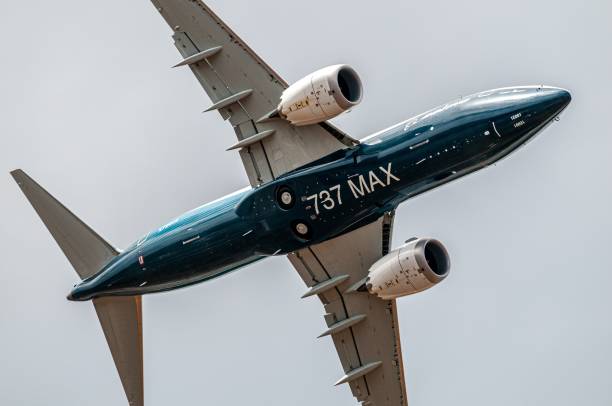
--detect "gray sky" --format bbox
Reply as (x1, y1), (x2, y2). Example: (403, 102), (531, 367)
(1, 0), (611, 405)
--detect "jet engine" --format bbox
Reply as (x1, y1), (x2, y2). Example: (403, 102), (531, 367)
(366, 238), (450, 300)
(278, 64), (362, 126)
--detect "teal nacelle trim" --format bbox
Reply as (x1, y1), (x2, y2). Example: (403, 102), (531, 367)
(68, 86), (571, 301)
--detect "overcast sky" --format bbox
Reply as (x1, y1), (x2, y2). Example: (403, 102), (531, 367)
(1, 0), (612, 405)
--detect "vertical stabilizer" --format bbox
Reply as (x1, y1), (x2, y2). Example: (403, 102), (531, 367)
(10, 169), (118, 279)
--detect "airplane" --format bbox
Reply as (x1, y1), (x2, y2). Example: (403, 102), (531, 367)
(10, 1), (571, 405)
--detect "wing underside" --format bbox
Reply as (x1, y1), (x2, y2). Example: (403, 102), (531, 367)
(288, 213), (408, 406)
(151, 0), (358, 186)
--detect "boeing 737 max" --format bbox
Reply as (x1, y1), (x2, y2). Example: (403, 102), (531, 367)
(11, 1), (571, 405)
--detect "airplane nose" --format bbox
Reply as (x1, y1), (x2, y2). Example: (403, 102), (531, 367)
(528, 87), (571, 126)
(554, 87), (572, 109)
(543, 86), (572, 114)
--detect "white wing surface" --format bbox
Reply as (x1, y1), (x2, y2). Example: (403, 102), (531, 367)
(288, 213), (409, 406)
(151, 0), (358, 186)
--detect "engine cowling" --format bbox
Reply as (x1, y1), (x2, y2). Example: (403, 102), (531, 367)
(278, 64), (362, 126)
(366, 238), (450, 300)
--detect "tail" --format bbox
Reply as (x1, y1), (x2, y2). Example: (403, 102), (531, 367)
(11, 169), (144, 406)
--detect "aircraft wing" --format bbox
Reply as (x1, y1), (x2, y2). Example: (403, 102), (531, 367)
(288, 212), (408, 406)
(151, 0), (358, 186)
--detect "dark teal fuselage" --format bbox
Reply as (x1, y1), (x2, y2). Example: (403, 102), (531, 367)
(68, 86), (571, 301)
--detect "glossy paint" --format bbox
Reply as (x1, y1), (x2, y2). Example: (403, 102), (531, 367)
(68, 86), (571, 301)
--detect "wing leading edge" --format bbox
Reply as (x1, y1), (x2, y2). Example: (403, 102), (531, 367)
(288, 212), (409, 406)
(151, 0), (358, 186)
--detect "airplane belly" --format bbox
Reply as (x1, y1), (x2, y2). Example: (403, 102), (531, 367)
(70, 210), (266, 299)
(128, 220), (264, 294)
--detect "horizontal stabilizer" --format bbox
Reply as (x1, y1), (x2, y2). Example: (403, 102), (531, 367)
(11, 169), (118, 279)
(94, 296), (144, 406)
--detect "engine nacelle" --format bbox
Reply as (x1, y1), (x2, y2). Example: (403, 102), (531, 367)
(278, 64), (362, 126)
(366, 238), (450, 300)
